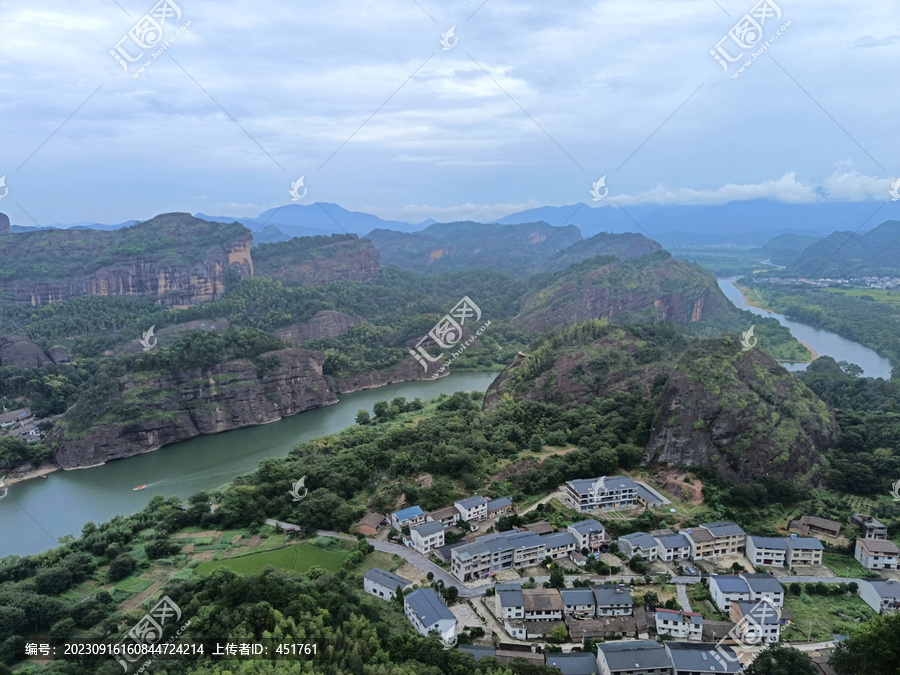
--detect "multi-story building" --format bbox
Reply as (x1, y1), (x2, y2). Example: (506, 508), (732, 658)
(486, 497), (513, 519)
(785, 535), (824, 566)
(363, 568), (411, 600)
(618, 532), (660, 562)
(403, 588), (457, 641)
(709, 573), (784, 612)
(567, 519), (607, 553)
(654, 609), (703, 641)
(450, 530), (544, 581)
(523, 588), (564, 623)
(746, 536), (788, 567)
(454, 496), (488, 522)
(654, 533), (691, 562)
(730, 600), (781, 644)
(428, 505), (460, 527)
(680, 522), (746, 559)
(664, 642), (741, 674)
(855, 539), (900, 570)
(565, 476), (639, 513)
(859, 579), (900, 615)
(495, 585), (525, 621)
(391, 506), (427, 531)
(410, 520), (445, 555)
(543, 532), (577, 560)
(593, 584), (633, 616)
(559, 588), (597, 618)
(852, 514), (888, 540)
(596, 641), (672, 675)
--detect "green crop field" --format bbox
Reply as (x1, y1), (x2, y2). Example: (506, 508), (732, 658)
(781, 590), (876, 641)
(822, 287), (900, 305)
(194, 544), (347, 577)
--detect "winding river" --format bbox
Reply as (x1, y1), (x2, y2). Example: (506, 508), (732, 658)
(0, 372), (498, 558)
(717, 278), (893, 378)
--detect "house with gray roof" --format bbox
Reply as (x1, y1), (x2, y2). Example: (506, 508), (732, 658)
(618, 532), (659, 562)
(450, 528), (577, 581)
(543, 531), (578, 559)
(746, 535), (788, 566)
(596, 640), (672, 675)
(859, 579), (900, 614)
(592, 584), (633, 616)
(855, 538), (900, 570)
(546, 652), (599, 675)
(560, 588), (597, 617)
(363, 568), (411, 600)
(785, 534), (824, 566)
(680, 522), (745, 559)
(654, 609), (702, 641)
(495, 585), (525, 620)
(710, 573), (784, 611)
(654, 533), (691, 562)
(410, 520), (445, 555)
(664, 641), (741, 674)
(459, 645), (496, 662)
(567, 519), (607, 553)
(487, 496), (513, 517)
(403, 588), (457, 641)
(455, 495), (488, 522)
(742, 573), (785, 606)
(730, 600), (781, 644)
(565, 476), (639, 513)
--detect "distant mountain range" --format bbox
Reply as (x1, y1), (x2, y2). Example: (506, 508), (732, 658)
(8, 199), (900, 245)
(782, 220), (900, 277)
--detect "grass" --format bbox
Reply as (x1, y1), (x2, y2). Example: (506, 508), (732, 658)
(354, 551), (402, 575)
(781, 590), (876, 641)
(114, 576), (155, 595)
(822, 287), (900, 305)
(823, 554), (879, 579)
(194, 543), (347, 577)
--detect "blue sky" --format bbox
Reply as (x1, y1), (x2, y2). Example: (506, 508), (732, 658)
(1, 0), (898, 225)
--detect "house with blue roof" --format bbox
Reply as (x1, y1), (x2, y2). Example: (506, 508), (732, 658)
(390, 505), (427, 531)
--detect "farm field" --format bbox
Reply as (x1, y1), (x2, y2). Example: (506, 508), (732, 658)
(195, 543), (348, 577)
(781, 589), (875, 641)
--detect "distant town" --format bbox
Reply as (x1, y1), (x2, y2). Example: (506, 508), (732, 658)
(754, 276), (900, 289)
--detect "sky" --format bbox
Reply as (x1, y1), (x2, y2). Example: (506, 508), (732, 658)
(0, 0), (898, 226)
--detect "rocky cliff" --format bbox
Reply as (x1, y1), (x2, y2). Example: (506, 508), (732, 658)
(0, 336), (70, 367)
(49, 348), (337, 468)
(484, 321), (837, 485)
(0, 213), (253, 307)
(276, 310), (362, 343)
(253, 236), (380, 285)
(512, 252), (730, 334)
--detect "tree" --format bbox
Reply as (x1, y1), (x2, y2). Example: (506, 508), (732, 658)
(549, 566), (566, 588)
(831, 612), (900, 675)
(848, 581), (858, 594)
(34, 566), (73, 595)
(548, 623), (569, 644)
(372, 401), (389, 419)
(642, 591), (660, 609)
(747, 644), (817, 675)
(529, 435), (543, 452)
(789, 582), (801, 596)
(107, 555), (136, 582)
(355, 409), (371, 425)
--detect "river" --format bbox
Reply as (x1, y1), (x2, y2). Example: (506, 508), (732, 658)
(717, 278), (893, 379)
(0, 372), (498, 558)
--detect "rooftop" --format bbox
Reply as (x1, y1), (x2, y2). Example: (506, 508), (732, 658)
(429, 505), (460, 520)
(356, 512), (385, 529)
(787, 536), (825, 550)
(411, 520), (444, 537)
(523, 588), (564, 613)
(742, 573), (784, 594)
(545, 652), (599, 675)
(619, 532), (659, 550)
(865, 579), (900, 598)
(858, 539), (900, 554)
(712, 576), (751, 593)
(598, 640), (670, 671)
(456, 495), (488, 509)
(393, 505), (425, 521)
(700, 521), (746, 537)
(749, 535), (788, 550)
(568, 519), (605, 535)
(364, 567), (411, 590)
(559, 588), (596, 606)
(592, 584), (633, 606)
(405, 588), (455, 626)
(496, 585), (525, 608)
(735, 600), (781, 624)
(655, 533), (690, 549)
(487, 496), (513, 511)
(666, 641), (741, 673)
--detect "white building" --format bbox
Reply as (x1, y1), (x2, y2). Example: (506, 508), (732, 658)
(593, 584), (633, 616)
(454, 495), (488, 522)
(390, 505), (427, 531)
(404, 588), (457, 641)
(855, 539), (900, 571)
(617, 532), (659, 562)
(363, 568), (411, 600)
(559, 588), (597, 618)
(654, 533), (691, 562)
(654, 608), (703, 641)
(495, 585), (525, 621)
(730, 600), (781, 644)
(746, 536), (788, 567)
(709, 573), (784, 612)
(567, 519), (607, 553)
(542, 531), (577, 560)
(565, 476), (639, 513)
(785, 535), (824, 566)
(410, 520), (445, 555)
(859, 579), (900, 615)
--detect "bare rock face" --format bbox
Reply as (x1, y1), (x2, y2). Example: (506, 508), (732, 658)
(0, 213), (9, 235)
(332, 356), (443, 393)
(49, 348), (338, 468)
(276, 310), (362, 344)
(48, 346), (72, 364)
(255, 239), (380, 286)
(0, 336), (52, 368)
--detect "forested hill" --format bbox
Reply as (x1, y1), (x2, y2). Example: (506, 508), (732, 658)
(783, 219), (900, 277)
(364, 221), (661, 276)
(485, 320), (837, 486)
(0, 213), (253, 307)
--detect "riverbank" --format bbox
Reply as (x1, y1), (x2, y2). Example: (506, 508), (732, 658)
(734, 281), (817, 363)
(2, 464), (59, 486)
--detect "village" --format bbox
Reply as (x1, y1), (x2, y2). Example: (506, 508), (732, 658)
(353, 474), (900, 674)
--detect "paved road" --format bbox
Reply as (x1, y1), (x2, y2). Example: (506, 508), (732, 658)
(671, 576), (703, 584)
(676, 584), (691, 612)
(775, 576), (859, 584)
(367, 539), (486, 597)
